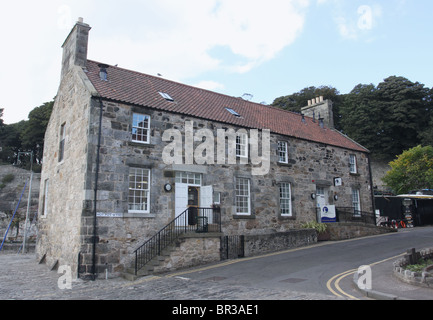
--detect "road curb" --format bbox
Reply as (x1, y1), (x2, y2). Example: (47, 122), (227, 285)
(352, 275), (412, 300)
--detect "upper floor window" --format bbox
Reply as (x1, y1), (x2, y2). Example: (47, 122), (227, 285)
(349, 154), (357, 174)
(278, 141), (288, 164)
(132, 113), (150, 144)
(236, 132), (248, 158)
(59, 123), (66, 162)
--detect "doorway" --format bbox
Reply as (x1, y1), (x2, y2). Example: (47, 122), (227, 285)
(188, 186), (200, 225)
(316, 187), (328, 221)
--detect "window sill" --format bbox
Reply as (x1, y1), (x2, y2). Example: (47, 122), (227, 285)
(129, 141), (154, 148)
(233, 214), (255, 219)
(125, 212), (156, 218)
(278, 215), (295, 220)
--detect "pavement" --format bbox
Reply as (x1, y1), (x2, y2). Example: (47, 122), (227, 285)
(0, 249), (432, 301)
(353, 256), (433, 300)
(0, 253), (341, 300)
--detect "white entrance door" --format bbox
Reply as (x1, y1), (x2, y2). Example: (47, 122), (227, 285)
(175, 183), (188, 225)
(200, 185), (213, 223)
(316, 187), (328, 222)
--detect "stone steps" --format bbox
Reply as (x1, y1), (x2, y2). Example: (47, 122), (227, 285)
(122, 244), (177, 281)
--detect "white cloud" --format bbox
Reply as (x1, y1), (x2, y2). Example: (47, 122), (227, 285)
(90, 0), (309, 78)
(193, 81), (225, 92)
(0, 0), (309, 123)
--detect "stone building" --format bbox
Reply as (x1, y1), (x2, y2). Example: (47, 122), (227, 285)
(37, 19), (374, 279)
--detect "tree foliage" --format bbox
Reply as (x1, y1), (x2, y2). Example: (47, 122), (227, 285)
(340, 76), (431, 160)
(383, 145), (433, 194)
(0, 101), (53, 167)
(272, 76), (433, 161)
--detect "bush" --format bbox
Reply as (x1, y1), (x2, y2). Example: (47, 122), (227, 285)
(301, 221), (328, 233)
(0, 173), (14, 189)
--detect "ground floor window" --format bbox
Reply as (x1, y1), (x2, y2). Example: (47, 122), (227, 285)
(175, 171), (202, 186)
(128, 168), (150, 213)
(352, 188), (361, 215)
(235, 178), (250, 215)
(279, 183), (292, 216)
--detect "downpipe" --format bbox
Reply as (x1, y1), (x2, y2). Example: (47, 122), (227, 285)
(91, 98), (103, 281)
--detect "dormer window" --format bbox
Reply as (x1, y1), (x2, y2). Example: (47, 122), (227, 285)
(225, 108), (241, 117)
(159, 92), (174, 102)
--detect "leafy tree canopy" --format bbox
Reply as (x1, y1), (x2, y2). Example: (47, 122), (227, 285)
(0, 101), (53, 167)
(272, 76), (433, 161)
(383, 145), (433, 194)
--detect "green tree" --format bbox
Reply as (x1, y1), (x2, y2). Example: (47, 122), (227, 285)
(0, 121), (26, 164)
(0, 108), (4, 127)
(0, 101), (53, 166)
(340, 76), (431, 160)
(383, 145), (433, 194)
(272, 86), (343, 130)
(21, 101), (53, 164)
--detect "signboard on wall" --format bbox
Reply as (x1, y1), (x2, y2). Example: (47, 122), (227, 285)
(320, 205), (336, 223)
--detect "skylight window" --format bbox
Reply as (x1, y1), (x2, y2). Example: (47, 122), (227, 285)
(225, 107), (241, 117)
(159, 92), (174, 102)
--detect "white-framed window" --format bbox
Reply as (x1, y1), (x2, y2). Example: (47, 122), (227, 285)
(236, 132), (248, 158)
(352, 188), (361, 215)
(349, 154), (357, 174)
(280, 183), (292, 216)
(213, 192), (221, 204)
(132, 113), (151, 144)
(235, 178), (250, 215)
(41, 179), (49, 217)
(128, 168), (150, 213)
(278, 141), (288, 164)
(59, 123), (66, 162)
(175, 172), (202, 186)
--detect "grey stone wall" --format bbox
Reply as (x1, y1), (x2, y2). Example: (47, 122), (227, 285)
(244, 229), (317, 257)
(36, 66), (94, 277)
(84, 99), (373, 277)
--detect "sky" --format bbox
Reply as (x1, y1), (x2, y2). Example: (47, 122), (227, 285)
(1, 0), (432, 124)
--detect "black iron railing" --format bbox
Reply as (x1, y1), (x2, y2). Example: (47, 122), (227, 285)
(133, 207), (220, 275)
(335, 207), (376, 225)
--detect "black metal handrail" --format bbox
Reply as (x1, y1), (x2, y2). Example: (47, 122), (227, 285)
(336, 207), (376, 225)
(133, 207), (220, 275)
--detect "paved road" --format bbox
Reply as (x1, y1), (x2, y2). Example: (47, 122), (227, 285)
(1, 227), (432, 303)
(181, 227), (433, 300)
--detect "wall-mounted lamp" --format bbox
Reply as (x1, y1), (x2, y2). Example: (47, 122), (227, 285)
(311, 193), (316, 200)
(334, 194), (338, 201)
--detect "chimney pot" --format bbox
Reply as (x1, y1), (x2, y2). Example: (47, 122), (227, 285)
(78, 17), (84, 23)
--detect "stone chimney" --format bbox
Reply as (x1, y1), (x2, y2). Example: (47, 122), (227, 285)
(61, 18), (91, 79)
(301, 96), (334, 129)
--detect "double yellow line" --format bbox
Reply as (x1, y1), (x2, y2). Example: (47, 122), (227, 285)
(326, 268), (359, 300)
(326, 253), (406, 300)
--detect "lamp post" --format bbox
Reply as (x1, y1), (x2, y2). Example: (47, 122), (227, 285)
(18, 151), (33, 254)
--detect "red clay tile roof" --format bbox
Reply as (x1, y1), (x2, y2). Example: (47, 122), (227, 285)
(85, 60), (368, 153)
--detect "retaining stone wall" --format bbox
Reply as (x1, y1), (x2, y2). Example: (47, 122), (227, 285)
(244, 229), (317, 257)
(393, 247), (433, 288)
(326, 222), (396, 241)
